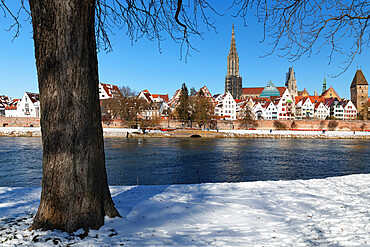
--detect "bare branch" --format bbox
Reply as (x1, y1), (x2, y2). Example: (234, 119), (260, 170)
(0, 0), (30, 41)
(95, 0), (220, 60)
(231, 0), (370, 75)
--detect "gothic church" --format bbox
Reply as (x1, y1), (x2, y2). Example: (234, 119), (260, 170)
(225, 25), (243, 99)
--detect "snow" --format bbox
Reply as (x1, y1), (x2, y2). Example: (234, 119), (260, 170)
(220, 129), (370, 138)
(1, 174), (369, 246)
(1, 127), (370, 138)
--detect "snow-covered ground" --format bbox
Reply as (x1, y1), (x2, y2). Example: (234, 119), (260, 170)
(220, 129), (370, 138)
(1, 127), (370, 139)
(1, 174), (369, 246)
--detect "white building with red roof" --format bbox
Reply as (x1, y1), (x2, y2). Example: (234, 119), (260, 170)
(168, 89), (182, 108)
(342, 100), (357, 120)
(295, 97), (314, 119)
(214, 92), (237, 120)
(0, 95), (12, 116)
(5, 92), (40, 118)
(137, 89), (170, 119)
(252, 102), (265, 120)
(138, 89), (154, 102)
(276, 89), (295, 120)
(314, 102), (330, 120)
(263, 101), (278, 120)
(152, 94), (169, 103)
(99, 82), (121, 100)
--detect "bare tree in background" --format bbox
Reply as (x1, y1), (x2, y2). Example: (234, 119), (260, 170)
(120, 85), (137, 98)
(239, 101), (258, 129)
(191, 90), (215, 128)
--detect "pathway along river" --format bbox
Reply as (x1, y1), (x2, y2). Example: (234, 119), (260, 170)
(0, 137), (369, 187)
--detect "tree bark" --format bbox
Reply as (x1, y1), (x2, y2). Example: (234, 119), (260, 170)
(28, 0), (120, 232)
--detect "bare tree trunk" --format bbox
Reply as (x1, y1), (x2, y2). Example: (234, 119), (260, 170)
(28, 0), (120, 232)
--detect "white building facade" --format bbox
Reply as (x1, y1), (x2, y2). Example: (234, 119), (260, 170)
(214, 92), (237, 120)
(277, 89), (295, 120)
(5, 92), (40, 118)
(314, 102), (330, 120)
(296, 98), (314, 119)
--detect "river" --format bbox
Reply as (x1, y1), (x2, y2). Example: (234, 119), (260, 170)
(0, 137), (369, 186)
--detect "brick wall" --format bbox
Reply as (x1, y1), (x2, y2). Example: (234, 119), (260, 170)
(2, 117), (369, 131)
(0, 117), (40, 127)
(157, 119), (370, 131)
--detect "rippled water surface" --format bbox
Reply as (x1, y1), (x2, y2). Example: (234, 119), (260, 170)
(0, 137), (369, 186)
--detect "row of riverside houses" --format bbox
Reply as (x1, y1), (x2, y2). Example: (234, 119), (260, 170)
(0, 83), (119, 118)
(1, 92), (40, 118)
(133, 71), (366, 121)
(2, 71), (368, 122)
(2, 26), (368, 121)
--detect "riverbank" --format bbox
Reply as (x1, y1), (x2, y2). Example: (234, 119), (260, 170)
(0, 174), (369, 246)
(1, 127), (370, 139)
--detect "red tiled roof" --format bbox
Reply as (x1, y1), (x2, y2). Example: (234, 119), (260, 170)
(100, 83), (121, 98)
(152, 94), (169, 102)
(242, 86), (286, 97)
(314, 102), (323, 109)
(276, 87), (286, 95)
(26, 92), (39, 103)
(5, 105), (17, 110)
(242, 87), (264, 95)
(142, 92), (152, 102)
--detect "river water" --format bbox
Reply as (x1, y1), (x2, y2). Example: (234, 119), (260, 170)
(0, 137), (369, 186)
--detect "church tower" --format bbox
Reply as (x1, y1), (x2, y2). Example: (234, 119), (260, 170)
(285, 67), (298, 99)
(350, 69), (368, 116)
(225, 25), (242, 99)
(322, 76), (327, 94)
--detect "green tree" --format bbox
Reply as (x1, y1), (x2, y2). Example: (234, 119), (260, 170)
(176, 83), (190, 122)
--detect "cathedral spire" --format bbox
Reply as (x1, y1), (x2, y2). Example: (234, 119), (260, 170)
(285, 67), (298, 99)
(227, 24), (239, 76)
(225, 25), (242, 99)
(322, 75), (327, 94)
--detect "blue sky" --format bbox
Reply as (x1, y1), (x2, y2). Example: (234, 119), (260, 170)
(0, 2), (369, 100)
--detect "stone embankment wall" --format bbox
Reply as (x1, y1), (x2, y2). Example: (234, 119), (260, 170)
(0, 117), (40, 127)
(2, 117), (369, 131)
(156, 119), (370, 131)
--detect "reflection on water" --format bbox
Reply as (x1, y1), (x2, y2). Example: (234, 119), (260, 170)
(0, 137), (369, 186)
